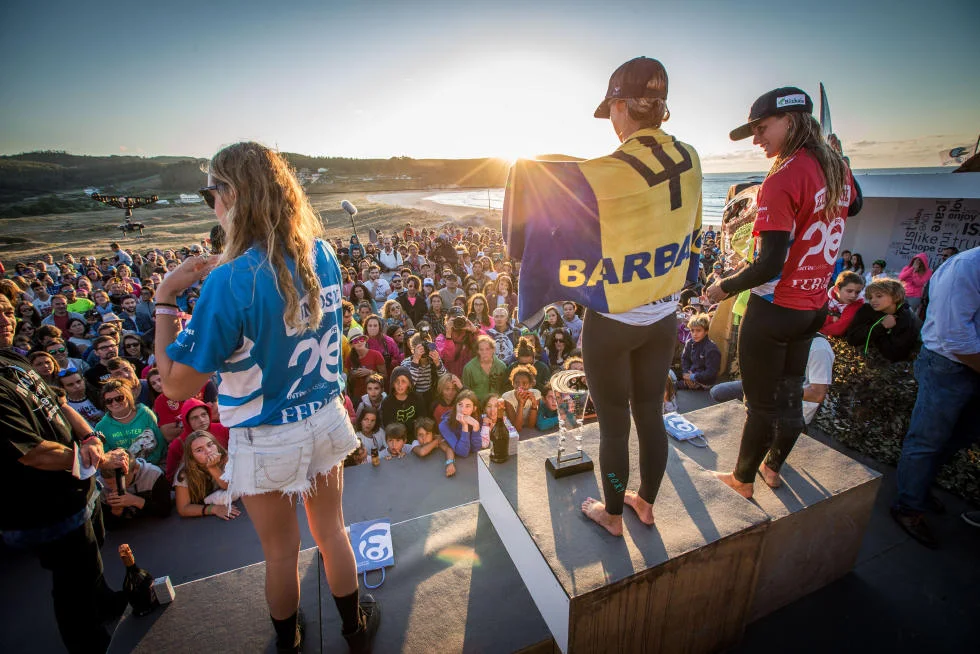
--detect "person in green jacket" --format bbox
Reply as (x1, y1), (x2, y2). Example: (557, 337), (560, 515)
(462, 335), (508, 406)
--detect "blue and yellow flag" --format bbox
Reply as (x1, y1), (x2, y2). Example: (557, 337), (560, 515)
(503, 128), (702, 322)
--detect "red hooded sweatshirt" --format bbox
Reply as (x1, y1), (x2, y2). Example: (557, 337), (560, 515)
(165, 398), (229, 484)
(820, 287), (865, 337)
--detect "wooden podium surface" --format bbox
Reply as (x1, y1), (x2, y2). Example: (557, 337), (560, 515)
(479, 429), (771, 653)
(673, 401), (882, 620)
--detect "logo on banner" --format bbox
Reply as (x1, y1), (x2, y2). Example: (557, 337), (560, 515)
(348, 519), (394, 573)
(664, 412), (702, 440)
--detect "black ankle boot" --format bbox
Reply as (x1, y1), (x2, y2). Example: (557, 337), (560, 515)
(271, 609), (304, 654)
(343, 594), (381, 654)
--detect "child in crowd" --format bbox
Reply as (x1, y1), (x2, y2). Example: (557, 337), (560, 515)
(99, 450), (172, 525)
(410, 417), (458, 477)
(664, 370), (678, 414)
(821, 271), (865, 337)
(846, 278), (920, 362)
(536, 383), (560, 431)
(355, 374), (386, 418)
(174, 431), (239, 520)
(430, 373), (462, 425)
(481, 393), (519, 448)
(382, 299), (414, 331)
(403, 333), (447, 403)
(898, 253), (932, 312)
(384, 423), (411, 459)
(561, 356), (596, 421)
(165, 398), (230, 483)
(379, 366), (427, 435)
(356, 408), (387, 459)
(439, 389), (483, 457)
(502, 365), (541, 433)
(680, 313), (721, 389)
(345, 326), (387, 400)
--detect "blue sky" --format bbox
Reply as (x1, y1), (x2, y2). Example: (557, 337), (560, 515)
(1, 0), (977, 171)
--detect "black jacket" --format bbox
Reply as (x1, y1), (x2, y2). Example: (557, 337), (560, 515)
(845, 303), (920, 362)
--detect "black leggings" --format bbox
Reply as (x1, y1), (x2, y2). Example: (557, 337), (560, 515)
(582, 309), (676, 515)
(734, 294), (827, 483)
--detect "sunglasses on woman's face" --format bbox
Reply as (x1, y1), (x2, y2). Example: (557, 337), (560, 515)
(198, 182), (226, 209)
(104, 395), (126, 406)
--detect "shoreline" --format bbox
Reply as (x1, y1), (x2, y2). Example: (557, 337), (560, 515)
(366, 190), (498, 220)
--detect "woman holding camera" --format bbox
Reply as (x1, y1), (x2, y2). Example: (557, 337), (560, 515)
(435, 308), (478, 378)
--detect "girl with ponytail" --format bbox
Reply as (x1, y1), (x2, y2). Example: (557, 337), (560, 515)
(706, 88), (862, 500)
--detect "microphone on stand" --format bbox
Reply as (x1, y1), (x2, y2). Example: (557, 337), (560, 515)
(341, 200), (359, 240)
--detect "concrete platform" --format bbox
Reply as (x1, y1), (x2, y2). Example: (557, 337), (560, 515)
(109, 503), (551, 653)
(672, 402), (883, 621)
(478, 429), (771, 653)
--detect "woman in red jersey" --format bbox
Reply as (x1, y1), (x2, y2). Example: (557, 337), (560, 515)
(706, 87), (862, 499)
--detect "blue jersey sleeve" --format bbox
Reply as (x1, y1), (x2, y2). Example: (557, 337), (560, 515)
(166, 265), (244, 374)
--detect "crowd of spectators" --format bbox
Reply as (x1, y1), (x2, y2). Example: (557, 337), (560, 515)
(0, 225), (964, 528)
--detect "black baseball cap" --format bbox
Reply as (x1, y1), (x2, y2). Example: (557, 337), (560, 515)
(729, 87), (813, 141)
(594, 57), (668, 119)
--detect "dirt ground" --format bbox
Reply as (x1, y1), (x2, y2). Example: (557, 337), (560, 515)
(0, 192), (500, 264)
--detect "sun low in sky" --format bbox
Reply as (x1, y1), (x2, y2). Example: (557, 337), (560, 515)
(0, 0), (977, 172)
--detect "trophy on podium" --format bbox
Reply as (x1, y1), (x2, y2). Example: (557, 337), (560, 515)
(545, 370), (595, 478)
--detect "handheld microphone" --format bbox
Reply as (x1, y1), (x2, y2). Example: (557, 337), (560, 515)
(115, 468), (127, 496)
(341, 200), (357, 217)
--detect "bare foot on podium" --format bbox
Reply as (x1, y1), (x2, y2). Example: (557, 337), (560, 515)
(714, 472), (754, 499)
(758, 463), (781, 488)
(581, 497), (623, 536)
(624, 491), (655, 525)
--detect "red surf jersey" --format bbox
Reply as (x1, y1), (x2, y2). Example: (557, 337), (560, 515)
(752, 150), (856, 311)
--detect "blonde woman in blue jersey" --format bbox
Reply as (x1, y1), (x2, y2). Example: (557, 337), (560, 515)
(580, 58), (703, 536)
(153, 142), (379, 653)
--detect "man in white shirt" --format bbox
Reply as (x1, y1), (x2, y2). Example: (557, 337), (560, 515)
(364, 265), (391, 305)
(709, 334), (834, 427)
(377, 238), (403, 277)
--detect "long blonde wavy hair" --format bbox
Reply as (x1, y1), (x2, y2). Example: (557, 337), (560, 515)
(178, 430), (228, 504)
(769, 114), (849, 219)
(208, 142), (325, 331)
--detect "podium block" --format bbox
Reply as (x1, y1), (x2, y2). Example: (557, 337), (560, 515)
(479, 430), (770, 654)
(672, 401), (882, 621)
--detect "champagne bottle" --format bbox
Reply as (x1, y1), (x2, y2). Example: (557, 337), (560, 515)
(490, 413), (510, 464)
(371, 447), (380, 466)
(119, 544), (158, 617)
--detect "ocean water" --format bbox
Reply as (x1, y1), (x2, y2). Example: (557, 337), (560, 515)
(423, 167), (948, 228)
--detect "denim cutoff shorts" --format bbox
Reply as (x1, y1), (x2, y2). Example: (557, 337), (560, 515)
(223, 396), (358, 500)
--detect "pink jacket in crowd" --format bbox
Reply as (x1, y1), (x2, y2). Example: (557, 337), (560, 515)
(898, 253), (932, 299)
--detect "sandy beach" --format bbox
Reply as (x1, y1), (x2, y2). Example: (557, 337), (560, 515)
(367, 190), (497, 221)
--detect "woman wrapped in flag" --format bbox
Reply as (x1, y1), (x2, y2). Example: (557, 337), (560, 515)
(503, 57), (703, 535)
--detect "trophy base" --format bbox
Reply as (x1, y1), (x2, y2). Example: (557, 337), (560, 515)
(545, 452), (594, 478)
